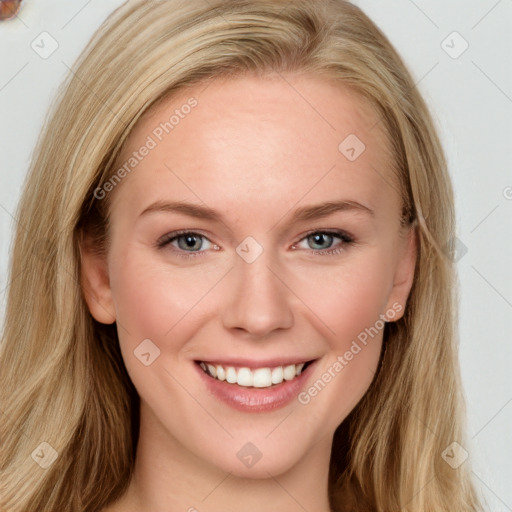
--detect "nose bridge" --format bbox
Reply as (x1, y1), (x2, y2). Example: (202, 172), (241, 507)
(221, 241), (294, 336)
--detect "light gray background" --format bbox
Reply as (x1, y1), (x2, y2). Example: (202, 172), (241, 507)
(0, 1), (510, 510)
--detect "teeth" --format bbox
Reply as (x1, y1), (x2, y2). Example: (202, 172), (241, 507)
(237, 367), (253, 387)
(283, 364), (296, 381)
(216, 365), (226, 381)
(200, 361), (308, 388)
(271, 366), (283, 384)
(226, 367), (237, 384)
(207, 364), (217, 378)
(253, 368), (271, 388)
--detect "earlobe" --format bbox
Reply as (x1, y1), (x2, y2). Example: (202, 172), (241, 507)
(384, 225), (418, 322)
(79, 232), (116, 324)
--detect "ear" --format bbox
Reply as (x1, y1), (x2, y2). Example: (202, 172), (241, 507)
(78, 231), (116, 324)
(384, 225), (417, 322)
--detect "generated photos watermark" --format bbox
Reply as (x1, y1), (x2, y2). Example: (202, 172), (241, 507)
(297, 301), (402, 405)
(94, 97), (198, 200)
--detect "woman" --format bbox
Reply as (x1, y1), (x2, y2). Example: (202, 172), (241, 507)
(0, 0), (483, 510)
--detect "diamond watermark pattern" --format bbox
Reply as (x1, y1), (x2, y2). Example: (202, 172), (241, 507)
(338, 134), (366, 161)
(31, 32), (59, 59)
(441, 31), (469, 59)
(134, 338), (161, 366)
(441, 442), (468, 469)
(451, 237), (468, 263)
(236, 236), (263, 264)
(237, 442), (263, 468)
(443, 236), (468, 263)
(31, 442), (58, 469)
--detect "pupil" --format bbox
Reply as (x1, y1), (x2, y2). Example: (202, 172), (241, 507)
(181, 235), (201, 250)
(311, 233), (332, 249)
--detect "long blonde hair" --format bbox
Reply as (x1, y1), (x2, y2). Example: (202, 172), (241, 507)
(0, 1), (482, 510)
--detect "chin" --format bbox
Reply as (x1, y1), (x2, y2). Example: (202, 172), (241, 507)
(208, 443), (306, 479)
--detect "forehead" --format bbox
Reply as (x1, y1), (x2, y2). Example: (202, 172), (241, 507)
(109, 73), (400, 222)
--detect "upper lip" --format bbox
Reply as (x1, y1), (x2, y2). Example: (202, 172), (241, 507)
(195, 357), (317, 369)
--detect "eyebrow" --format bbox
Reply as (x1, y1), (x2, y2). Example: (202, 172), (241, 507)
(139, 199), (374, 225)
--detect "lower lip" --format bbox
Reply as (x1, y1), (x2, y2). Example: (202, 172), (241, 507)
(194, 361), (317, 413)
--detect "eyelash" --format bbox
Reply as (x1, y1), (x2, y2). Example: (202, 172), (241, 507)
(156, 229), (355, 259)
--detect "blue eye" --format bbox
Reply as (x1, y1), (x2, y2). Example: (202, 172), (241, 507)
(293, 230), (354, 256)
(157, 231), (214, 258)
(156, 229), (354, 258)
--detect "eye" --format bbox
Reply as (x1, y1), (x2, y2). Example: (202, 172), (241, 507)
(156, 230), (217, 258)
(156, 229), (354, 259)
(292, 230), (354, 256)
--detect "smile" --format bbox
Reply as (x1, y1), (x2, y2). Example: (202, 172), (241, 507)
(198, 361), (313, 388)
(194, 357), (319, 412)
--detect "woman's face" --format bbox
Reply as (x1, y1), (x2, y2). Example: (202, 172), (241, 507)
(82, 73), (416, 478)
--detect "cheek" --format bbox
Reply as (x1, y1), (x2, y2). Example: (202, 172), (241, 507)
(292, 251), (393, 345)
(107, 252), (227, 414)
(290, 252), (391, 420)
(108, 248), (227, 348)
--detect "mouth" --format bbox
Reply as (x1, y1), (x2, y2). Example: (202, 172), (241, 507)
(193, 357), (320, 413)
(195, 359), (316, 388)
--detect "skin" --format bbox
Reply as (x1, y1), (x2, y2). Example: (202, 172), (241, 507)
(81, 73), (417, 512)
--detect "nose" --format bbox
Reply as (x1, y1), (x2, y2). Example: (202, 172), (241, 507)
(221, 250), (295, 338)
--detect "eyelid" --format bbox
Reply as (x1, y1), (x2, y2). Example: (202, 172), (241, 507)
(294, 228), (354, 245)
(291, 229), (354, 255)
(157, 228), (355, 258)
(156, 230), (216, 251)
